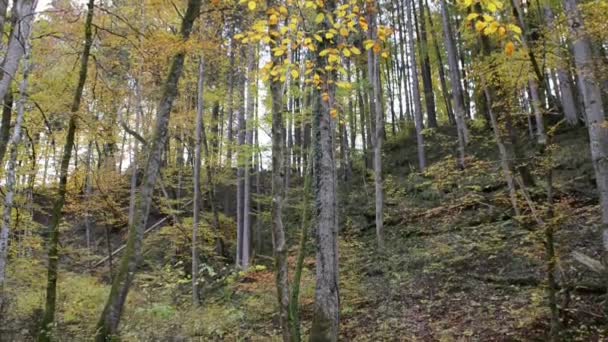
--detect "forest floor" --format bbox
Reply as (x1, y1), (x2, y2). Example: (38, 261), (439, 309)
(3, 124), (608, 341)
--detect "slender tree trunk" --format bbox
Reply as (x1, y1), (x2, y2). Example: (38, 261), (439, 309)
(414, 0), (437, 128)
(441, 0), (468, 169)
(563, 0), (608, 297)
(367, 3), (384, 250)
(267, 4), (293, 341)
(94, 1), (202, 339)
(37, 0), (91, 339)
(0, 39), (30, 302)
(242, 46), (255, 269)
(406, 0), (427, 171)
(0, 90), (13, 166)
(0, 0), (37, 108)
(425, 0), (454, 125)
(192, 58), (205, 305)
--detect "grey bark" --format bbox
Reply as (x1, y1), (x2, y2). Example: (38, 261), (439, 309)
(310, 1), (340, 339)
(563, 0), (608, 288)
(0, 0), (37, 109)
(242, 46), (255, 269)
(0, 38), (30, 297)
(367, 5), (384, 249)
(192, 58), (205, 305)
(267, 3), (293, 340)
(441, 0), (469, 169)
(406, 0), (427, 171)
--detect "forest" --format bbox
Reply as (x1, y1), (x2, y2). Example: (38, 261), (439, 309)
(0, 0), (607, 340)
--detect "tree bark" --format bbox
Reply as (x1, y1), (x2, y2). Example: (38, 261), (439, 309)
(192, 58), (205, 305)
(367, 3), (384, 250)
(0, 38), (30, 302)
(414, 0), (437, 128)
(267, 3), (293, 341)
(406, 0), (427, 171)
(0, 90), (13, 166)
(94, 0), (202, 339)
(563, 0), (608, 298)
(310, 3), (340, 340)
(440, 0), (469, 169)
(0, 0), (37, 109)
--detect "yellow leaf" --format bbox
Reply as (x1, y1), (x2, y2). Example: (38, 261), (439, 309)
(336, 81), (352, 90)
(291, 69), (299, 78)
(484, 21), (499, 35)
(319, 49), (330, 57)
(475, 21), (487, 32)
(274, 48), (285, 56)
(279, 6), (288, 15)
(466, 13), (479, 21)
(381, 51), (389, 58)
(315, 13), (325, 24)
(330, 108), (338, 118)
(322, 92), (330, 102)
(325, 32), (335, 39)
(340, 27), (349, 37)
(364, 39), (375, 50)
(314, 34), (323, 42)
(505, 41), (515, 56)
(507, 24), (522, 35)
(343, 48), (351, 57)
(350, 47), (361, 55)
(373, 43), (381, 54)
(498, 26), (506, 37)
(248, 1), (256, 11)
(269, 14), (279, 25)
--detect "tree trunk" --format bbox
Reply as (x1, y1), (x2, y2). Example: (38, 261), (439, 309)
(37, 0), (91, 339)
(0, 0), (37, 109)
(563, 0), (608, 297)
(192, 58), (205, 305)
(267, 3), (293, 341)
(0, 90), (13, 166)
(0, 38), (30, 302)
(310, 2), (340, 340)
(440, 0), (469, 169)
(94, 0), (201, 339)
(242, 46), (255, 269)
(406, 0), (427, 171)
(414, 0), (437, 128)
(425, 0), (454, 125)
(367, 4), (384, 250)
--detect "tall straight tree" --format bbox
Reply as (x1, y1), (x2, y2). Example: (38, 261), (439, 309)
(406, 0), (427, 171)
(563, 0), (608, 287)
(94, 0), (202, 339)
(440, 0), (469, 168)
(414, 0), (437, 127)
(267, 1), (294, 341)
(192, 57), (205, 305)
(38, 0), (92, 339)
(0, 37), (31, 303)
(310, 0), (340, 340)
(366, 2), (384, 249)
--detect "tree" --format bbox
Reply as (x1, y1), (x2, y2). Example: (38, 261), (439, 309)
(94, 0), (202, 338)
(0, 36), (31, 305)
(563, 0), (608, 293)
(440, 0), (469, 169)
(38, 0), (95, 339)
(406, 0), (427, 172)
